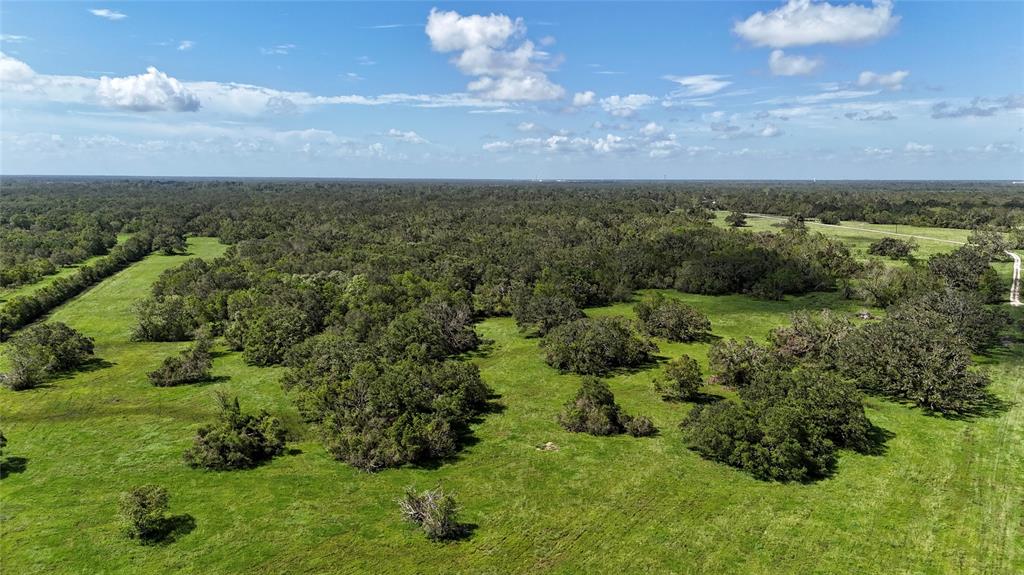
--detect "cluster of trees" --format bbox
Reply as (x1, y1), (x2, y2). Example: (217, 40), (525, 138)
(682, 369), (871, 482)
(183, 393), (286, 471)
(852, 239), (1006, 307)
(1, 234), (156, 339)
(708, 182), (1024, 230)
(634, 292), (711, 342)
(684, 277), (1006, 481)
(558, 377), (656, 437)
(541, 316), (656, 375)
(0, 212), (117, 288)
(1, 322), (94, 390)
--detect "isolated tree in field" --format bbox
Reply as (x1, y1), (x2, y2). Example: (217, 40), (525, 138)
(634, 292), (711, 342)
(183, 392), (286, 470)
(399, 486), (463, 541)
(148, 331), (214, 387)
(818, 212), (841, 225)
(132, 295), (200, 342)
(1, 322), (94, 390)
(655, 355), (703, 401)
(558, 377), (626, 435)
(541, 316), (656, 375)
(621, 414), (657, 437)
(725, 211), (747, 227)
(119, 484), (170, 542)
(867, 237), (917, 259)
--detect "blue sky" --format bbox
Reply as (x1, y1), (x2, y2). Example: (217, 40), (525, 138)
(1, 1), (1022, 179)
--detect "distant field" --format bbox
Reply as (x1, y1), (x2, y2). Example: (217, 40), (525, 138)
(2, 235), (1021, 574)
(0, 234), (131, 305)
(712, 211), (1019, 301)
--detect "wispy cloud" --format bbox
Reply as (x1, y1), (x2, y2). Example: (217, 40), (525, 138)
(0, 34), (31, 43)
(663, 74), (732, 97)
(260, 44), (296, 56)
(177, 40), (195, 52)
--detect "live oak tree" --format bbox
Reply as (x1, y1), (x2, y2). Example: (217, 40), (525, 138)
(541, 316), (656, 375)
(634, 292), (711, 342)
(655, 355), (703, 401)
(1, 322), (94, 390)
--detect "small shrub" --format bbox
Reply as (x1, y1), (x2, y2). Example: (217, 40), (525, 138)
(725, 211), (747, 227)
(118, 485), (170, 541)
(622, 414), (657, 437)
(398, 486), (463, 541)
(183, 393), (286, 470)
(148, 332), (213, 387)
(557, 377), (625, 435)
(655, 355), (702, 401)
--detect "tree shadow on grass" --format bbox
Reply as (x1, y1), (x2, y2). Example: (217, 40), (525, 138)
(141, 515), (196, 545)
(444, 522), (478, 542)
(0, 456), (28, 479)
(857, 423), (894, 457)
(49, 358), (115, 383)
(932, 391), (1015, 422)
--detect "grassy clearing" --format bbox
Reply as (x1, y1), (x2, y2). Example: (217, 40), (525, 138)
(0, 234), (130, 305)
(713, 211), (1019, 300)
(1, 235), (1022, 574)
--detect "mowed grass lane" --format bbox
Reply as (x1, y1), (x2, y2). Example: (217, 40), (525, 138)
(1, 238), (1022, 573)
(0, 234), (131, 305)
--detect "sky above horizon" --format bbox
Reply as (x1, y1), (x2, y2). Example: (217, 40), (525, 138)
(1, 1), (1022, 179)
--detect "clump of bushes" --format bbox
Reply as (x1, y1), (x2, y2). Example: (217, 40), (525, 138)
(707, 337), (777, 389)
(682, 370), (871, 482)
(183, 393), (286, 470)
(398, 486), (464, 541)
(541, 316), (656, 375)
(148, 332), (213, 387)
(118, 484), (171, 542)
(621, 414), (657, 437)
(634, 292), (711, 342)
(558, 377), (656, 437)
(654, 355), (703, 401)
(1, 322), (94, 390)
(867, 237), (916, 259)
(292, 358), (492, 472)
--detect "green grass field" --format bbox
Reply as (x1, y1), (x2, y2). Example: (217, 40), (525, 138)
(1, 234), (1022, 574)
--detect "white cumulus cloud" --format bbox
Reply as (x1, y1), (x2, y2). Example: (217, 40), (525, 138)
(857, 70), (909, 90)
(734, 0), (899, 48)
(96, 67), (200, 112)
(386, 128), (428, 144)
(572, 90), (596, 107)
(89, 8), (127, 21)
(769, 50), (822, 76)
(600, 94), (656, 117)
(425, 8), (564, 101)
